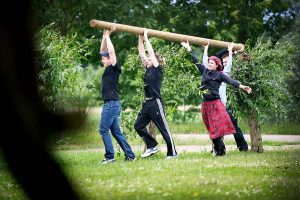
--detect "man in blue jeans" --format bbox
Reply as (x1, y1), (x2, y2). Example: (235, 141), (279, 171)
(98, 27), (135, 164)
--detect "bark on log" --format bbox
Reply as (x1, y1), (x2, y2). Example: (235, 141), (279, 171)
(90, 19), (245, 51)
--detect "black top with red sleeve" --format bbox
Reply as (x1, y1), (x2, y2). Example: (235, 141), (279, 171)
(191, 52), (240, 102)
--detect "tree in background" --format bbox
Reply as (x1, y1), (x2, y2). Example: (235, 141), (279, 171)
(228, 37), (295, 152)
(32, 0), (298, 64)
(287, 3), (300, 121)
(35, 23), (97, 112)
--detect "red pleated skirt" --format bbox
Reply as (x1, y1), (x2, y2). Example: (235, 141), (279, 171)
(201, 99), (235, 139)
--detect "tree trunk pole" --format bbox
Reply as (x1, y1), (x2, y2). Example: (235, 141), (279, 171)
(248, 111), (264, 153)
(144, 121), (157, 152)
(90, 20), (245, 51)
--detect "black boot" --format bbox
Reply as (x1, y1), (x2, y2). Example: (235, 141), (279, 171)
(212, 137), (226, 156)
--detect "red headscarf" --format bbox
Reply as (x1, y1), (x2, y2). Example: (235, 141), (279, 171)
(208, 56), (223, 71)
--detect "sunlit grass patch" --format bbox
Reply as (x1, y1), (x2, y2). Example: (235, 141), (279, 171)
(1, 149), (299, 199)
(54, 149), (300, 200)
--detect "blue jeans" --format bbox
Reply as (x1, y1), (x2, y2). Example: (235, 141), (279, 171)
(99, 100), (135, 159)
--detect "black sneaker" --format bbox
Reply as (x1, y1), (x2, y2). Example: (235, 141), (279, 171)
(101, 158), (116, 164)
(124, 157), (136, 162)
(211, 148), (217, 156)
(239, 148), (248, 152)
(213, 149), (226, 156)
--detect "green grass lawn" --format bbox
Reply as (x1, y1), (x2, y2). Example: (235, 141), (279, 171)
(1, 149), (300, 200)
(3, 114), (298, 199)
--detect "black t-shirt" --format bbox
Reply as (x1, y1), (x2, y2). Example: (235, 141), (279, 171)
(144, 65), (163, 99)
(101, 63), (121, 101)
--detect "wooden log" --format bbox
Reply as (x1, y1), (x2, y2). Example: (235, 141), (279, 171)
(90, 19), (245, 51)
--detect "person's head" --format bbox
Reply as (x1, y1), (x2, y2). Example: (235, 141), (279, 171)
(208, 56), (223, 71)
(145, 56), (153, 67)
(221, 53), (229, 68)
(99, 51), (111, 67)
(146, 53), (165, 67)
(155, 54), (165, 66)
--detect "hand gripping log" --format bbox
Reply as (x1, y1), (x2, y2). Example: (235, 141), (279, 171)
(90, 19), (245, 51)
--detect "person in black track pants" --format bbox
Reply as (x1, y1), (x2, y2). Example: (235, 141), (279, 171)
(134, 29), (177, 159)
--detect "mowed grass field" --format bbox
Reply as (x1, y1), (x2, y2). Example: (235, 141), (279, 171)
(0, 114), (299, 199)
(1, 149), (300, 200)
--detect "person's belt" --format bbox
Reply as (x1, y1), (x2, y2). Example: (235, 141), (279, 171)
(104, 99), (117, 103)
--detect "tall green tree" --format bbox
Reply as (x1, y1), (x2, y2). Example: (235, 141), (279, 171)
(287, 3), (300, 121)
(35, 23), (97, 112)
(228, 37), (295, 152)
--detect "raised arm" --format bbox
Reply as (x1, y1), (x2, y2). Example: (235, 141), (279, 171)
(181, 40), (205, 74)
(105, 26), (117, 66)
(144, 29), (159, 67)
(223, 42), (233, 75)
(202, 42), (209, 68)
(100, 30), (108, 52)
(181, 41), (198, 63)
(138, 35), (147, 67)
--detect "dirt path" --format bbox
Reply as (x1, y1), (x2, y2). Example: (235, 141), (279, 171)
(58, 134), (300, 154)
(171, 134), (300, 142)
(150, 144), (300, 153)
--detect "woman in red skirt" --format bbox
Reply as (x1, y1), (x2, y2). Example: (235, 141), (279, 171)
(181, 41), (252, 156)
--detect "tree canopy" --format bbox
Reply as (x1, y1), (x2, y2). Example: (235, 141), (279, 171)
(32, 0), (298, 64)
